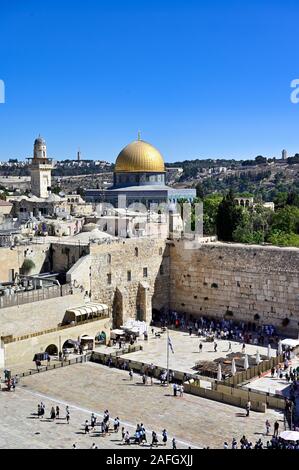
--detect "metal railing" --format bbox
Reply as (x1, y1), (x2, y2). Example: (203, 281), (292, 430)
(1, 313), (110, 344)
(1, 354), (91, 383)
(0, 284), (73, 309)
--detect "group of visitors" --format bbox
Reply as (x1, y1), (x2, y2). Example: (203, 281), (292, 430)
(224, 431), (299, 449)
(36, 402), (70, 423)
(1, 370), (19, 391)
(73, 411), (178, 449)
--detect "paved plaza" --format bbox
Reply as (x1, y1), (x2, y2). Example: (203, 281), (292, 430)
(115, 328), (277, 375)
(0, 361), (284, 449)
(243, 358), (299, 396)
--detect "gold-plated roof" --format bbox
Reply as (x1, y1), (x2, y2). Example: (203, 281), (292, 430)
(115, 139), (165, 173)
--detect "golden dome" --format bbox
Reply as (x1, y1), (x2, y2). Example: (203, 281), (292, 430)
(115, 139), (165, 173)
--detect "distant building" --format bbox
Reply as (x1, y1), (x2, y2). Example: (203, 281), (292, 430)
(282, 149), (287, 160)
(85, 136), (196, 208)
(28, 136), (53, 198)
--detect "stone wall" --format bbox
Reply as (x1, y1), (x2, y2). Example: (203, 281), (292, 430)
(3, 317), (111, 370)
(169, 241), (299, 334)
(51, 242), (90, 273)
(0, 243), (50, 282)
(90, 238), (170, 326)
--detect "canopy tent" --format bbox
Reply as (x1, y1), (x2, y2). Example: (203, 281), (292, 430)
(80, 335), (94, 341)
(63, 303), (108, 324)
(121, 320), (147, 336)
(278, 340), (283, 355)
(267, 344), (272, 359)
(280, 431), (299, 441)
(256, 350), (261, 365)
(64, 339), (80, 347)
(281, 339), (299, 348)
(110, 329), (126, 338)
(217, 363), (222, 381)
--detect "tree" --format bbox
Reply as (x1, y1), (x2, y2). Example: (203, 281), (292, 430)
(195, 182), (205, 199)
(203, 194), (223, 235)
(52, 186), (61, 195)
(270, 206), (299, 234)
(267, 231), (299, 248)
(216, 190), (244, 241)
(255, 155), (267, 165)
(286, 191), (299, 208)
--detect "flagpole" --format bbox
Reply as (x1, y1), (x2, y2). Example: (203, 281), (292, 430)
(167, 327), (170, 386)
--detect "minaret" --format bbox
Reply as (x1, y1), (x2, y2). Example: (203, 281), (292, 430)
(29, 136), (53, 198)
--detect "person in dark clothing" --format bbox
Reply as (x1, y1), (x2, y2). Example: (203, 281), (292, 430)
(273, 421), (279, 438)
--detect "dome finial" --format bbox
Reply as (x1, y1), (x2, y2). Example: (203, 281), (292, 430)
(138, 130), (141, 141)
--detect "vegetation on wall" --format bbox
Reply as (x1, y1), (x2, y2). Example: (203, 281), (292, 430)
(21, 259), (36, 274)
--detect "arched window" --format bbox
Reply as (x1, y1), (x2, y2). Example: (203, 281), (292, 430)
(107, 254), (111, 264)
(135, 247), (139, 257)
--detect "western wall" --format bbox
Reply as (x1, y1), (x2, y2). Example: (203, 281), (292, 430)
(169, 240), (299, 335)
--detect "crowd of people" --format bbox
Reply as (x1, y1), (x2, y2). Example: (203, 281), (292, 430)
(32, 402), (179, 449)
(156, 311), (283, 349)
(0, 370), (19, 391)
(224, 433), (299, 450)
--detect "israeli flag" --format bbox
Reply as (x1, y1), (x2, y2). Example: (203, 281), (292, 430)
(168, 336), (175, 354)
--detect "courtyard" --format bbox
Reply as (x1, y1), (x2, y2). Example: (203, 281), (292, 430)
(97, 328), (277, 376)
(0, 361), (283, 449)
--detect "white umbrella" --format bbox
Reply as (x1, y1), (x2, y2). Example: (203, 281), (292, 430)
(244, 354), (249, 370)
(267, 344), (271, 359)
(256, 350), (261, 365)
(278, 340), (283, 356)
(280, 431), (299, 442)
(217, 363), (222, 381)
(231, 358), (236, 376)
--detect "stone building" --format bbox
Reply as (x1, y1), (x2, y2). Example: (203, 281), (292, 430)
(28, 136), (53, 198)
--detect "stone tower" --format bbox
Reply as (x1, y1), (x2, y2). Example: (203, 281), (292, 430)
(29, 136), (53, 198)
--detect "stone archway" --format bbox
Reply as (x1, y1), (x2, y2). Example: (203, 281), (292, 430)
(45, 344), (58, 356)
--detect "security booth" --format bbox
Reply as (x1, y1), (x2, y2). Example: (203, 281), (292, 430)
(80, 335), (94, 351)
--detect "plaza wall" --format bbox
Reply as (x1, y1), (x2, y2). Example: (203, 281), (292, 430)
(169, 241), (299, 335)
(3, 317), (111, 370)
(0, 291), (84, 337)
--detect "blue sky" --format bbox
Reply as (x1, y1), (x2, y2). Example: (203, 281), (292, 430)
(0, 0), (299, 162)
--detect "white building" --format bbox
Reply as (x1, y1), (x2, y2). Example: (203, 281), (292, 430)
(28, 136), (53, 198)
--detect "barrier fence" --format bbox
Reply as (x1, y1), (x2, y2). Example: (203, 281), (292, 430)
(0, 284), (73, 309)
(1, 353), (91, 383)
